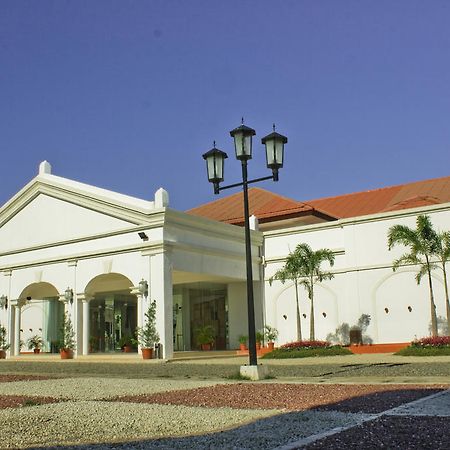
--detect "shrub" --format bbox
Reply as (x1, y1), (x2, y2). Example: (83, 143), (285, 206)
(396, 335), (450, 356)
(411, 336), (450, 348)
(280, 340), (331, 350)
(262, 345), (352, 359)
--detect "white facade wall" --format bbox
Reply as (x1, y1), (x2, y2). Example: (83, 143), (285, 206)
(263, 204), (450, 345)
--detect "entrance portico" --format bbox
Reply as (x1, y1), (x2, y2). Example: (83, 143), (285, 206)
(0, 162), (262, 359)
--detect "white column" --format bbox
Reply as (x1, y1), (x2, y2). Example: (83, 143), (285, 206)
(130, 288), (145, 354)
(78, 295), (92, 356)
(14, 304), (21, 356)
(150, 251), (173, 359)
(7, 301), (15, 357)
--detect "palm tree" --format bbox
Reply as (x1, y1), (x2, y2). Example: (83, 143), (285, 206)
(387, 215), (439, 336)
(269, 243), (335, 342)
(269, 250), (304, 341)
(294, 243), (335, 341)
(434, 231), (450, 335)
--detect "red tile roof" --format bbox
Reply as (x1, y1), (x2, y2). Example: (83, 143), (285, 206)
(307, 175), (450, 218)
(188, 175), (450, 225)
(187, 188), (336, 225)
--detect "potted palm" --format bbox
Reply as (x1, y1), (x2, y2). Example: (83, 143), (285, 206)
(27, 335), (43, 354)
(263, 325), (279, 350)
(118, 334), (134, 352)
(195, 324), (215, 350)
(238, 334), (248, 351)
(59, 313), (76, 359)
(0, 325), (10, 359)
(255, 330), (264, 350)
(135, 300), (159, 359)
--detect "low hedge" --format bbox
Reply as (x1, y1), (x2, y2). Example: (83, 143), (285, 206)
(262, 345), (352, 359)
(396, 346), (450, 356)
(396, 336), (450, 356)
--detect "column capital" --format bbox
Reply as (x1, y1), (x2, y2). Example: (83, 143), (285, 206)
(77, 293), (93, 303)
(130, 287), (144, 298)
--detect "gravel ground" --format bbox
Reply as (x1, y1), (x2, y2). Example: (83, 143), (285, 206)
(304, 416), (450, 449)
(0, 377), (223, 400)
(114, 383), (448, 414)
(2, 357), (450, 380)
(0, 377), (448, 449)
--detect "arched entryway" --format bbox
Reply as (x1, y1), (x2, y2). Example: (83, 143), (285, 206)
(19, 282), (62, 353)
(84, 273), (136, 353)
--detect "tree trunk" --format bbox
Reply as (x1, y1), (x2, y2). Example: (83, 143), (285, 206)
(426, 256), (438, 336)
(442, 262), (450, 336)
(295, 281), (302, 341)
(309, 280), (315, 341)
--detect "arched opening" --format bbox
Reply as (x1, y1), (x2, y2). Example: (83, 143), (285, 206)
(19, 282), (62, 353)
(85, 273), (136, 353)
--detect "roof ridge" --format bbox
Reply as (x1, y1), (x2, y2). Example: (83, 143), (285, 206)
(305, 174), (450, 204)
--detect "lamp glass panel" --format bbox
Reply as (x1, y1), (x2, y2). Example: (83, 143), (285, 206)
(234, 131), (252, 159)
(265, 138), (284, 167)
(215, 154), (224, 180)
(206, 155), (217, 181)
(206, 154), (224, 181)
(274, 140), (284, 166)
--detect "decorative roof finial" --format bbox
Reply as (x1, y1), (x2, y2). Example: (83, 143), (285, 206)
(241, 117), (244, 125)
(273, 123), (276, 132)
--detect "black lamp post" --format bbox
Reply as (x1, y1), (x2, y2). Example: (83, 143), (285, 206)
(202, 120), (287, 367)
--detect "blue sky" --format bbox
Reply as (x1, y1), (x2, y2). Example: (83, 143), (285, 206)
(1, 1), (449, 211)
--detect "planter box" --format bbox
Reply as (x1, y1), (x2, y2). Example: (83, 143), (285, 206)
(349, 343), (409, 354)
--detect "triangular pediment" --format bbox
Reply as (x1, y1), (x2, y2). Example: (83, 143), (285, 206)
(0, 174), (162, 252)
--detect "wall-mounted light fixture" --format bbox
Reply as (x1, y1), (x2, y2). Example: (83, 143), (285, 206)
(0, 295), (7, 309)
(138, 232), (149, 241)
(64, 288), (74, 304)
(138, 279), (149, 298)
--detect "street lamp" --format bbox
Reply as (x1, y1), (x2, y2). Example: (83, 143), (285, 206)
(64, 288), (74, 305)
(202, 120), (287, 370)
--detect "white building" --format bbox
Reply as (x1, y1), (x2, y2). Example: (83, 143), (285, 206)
(1, 162), (449, 358)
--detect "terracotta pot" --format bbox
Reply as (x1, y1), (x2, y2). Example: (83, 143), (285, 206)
(256, 342), (261, 350)
(0, 350), (6, 359)
(239, 343), (248, 351)
(201, 343), (212, 351)
(123, 344), (133, 353)
(141, 348), (153, 360)
(267, 342), (275, 351)
(33, 348), (41, 354)
(60, 349), (74, 360)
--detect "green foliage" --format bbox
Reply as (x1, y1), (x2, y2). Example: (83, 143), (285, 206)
(59, 313), (76, 351)
(27, 335), (43, 350)
(238, 334), (248, 345)
(270, 243), (335, 342)
(135, 300), (159, 348)
(262, 346), (352, 359)
(0, 325), (10, 351)
(387, 214), (439, 336)
(264, 325), (279, 342)
(255, 330), (264, 344)
(194, 324), (215, 345)
(396, 346), (450, 356)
